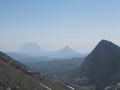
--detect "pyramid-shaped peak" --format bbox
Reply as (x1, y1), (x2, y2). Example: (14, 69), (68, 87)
(58, 46), (77, 54)
(61, 46), (74, 51)
(100, 39), (109, 42)
(99, 39), (113, 45)
(95, 39), (119, 50)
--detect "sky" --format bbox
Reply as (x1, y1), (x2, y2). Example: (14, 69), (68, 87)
(0, 0), (120, 53)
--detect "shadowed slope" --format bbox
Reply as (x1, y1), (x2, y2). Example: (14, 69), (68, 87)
(79, 40), (120, 90)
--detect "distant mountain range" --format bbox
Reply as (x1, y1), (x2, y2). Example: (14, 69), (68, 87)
(7, 43), (85, 63)
(19, 42), (83, 58)
(78, 40), (120, 90)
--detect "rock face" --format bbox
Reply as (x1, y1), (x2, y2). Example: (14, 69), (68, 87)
(0, 51), (68, 90)
(79, 40), (120, 90)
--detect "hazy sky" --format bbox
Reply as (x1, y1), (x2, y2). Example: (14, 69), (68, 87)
(0, 0), (120, 53)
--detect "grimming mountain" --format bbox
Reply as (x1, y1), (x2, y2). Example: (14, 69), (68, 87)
(0, 51), (70, 90)
(79, 40), (120, 90)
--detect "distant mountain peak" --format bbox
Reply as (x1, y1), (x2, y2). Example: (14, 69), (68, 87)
(49, 46), (82, 59)
(19, 42), (42, 53)
(63, 46), (73, 50)
(58, 46), (76, 53)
